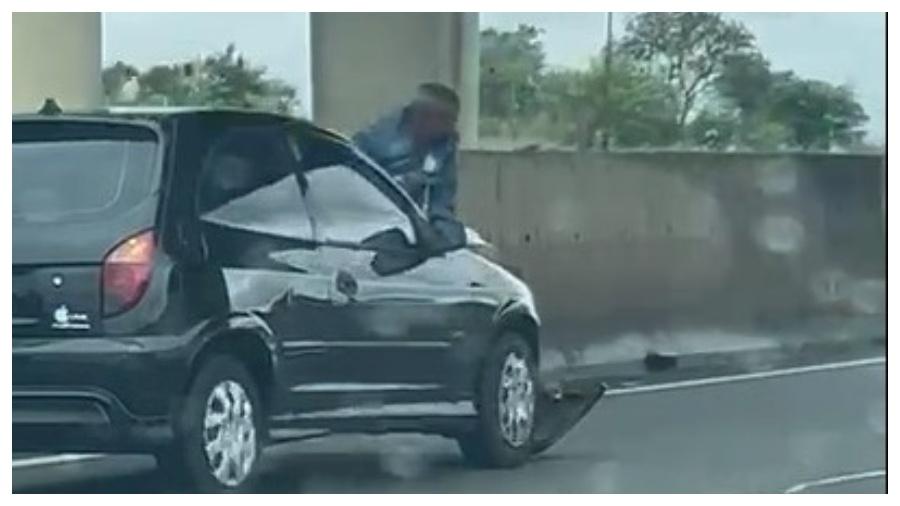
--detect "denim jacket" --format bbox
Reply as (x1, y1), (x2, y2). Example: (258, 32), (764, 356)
(353, 107), (458, 222)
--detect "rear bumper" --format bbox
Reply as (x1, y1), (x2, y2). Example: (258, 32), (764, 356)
(12, 334), (196, 452)
(13, 387), (173, 452)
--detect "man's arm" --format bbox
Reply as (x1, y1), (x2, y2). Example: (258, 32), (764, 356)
(425, 149), (466, 250)
(427, 143), (458, 220)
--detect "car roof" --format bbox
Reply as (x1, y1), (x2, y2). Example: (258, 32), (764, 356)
(12, 106), (352, 145)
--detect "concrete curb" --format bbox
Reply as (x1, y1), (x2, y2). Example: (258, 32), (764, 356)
(542, 334), (885, 389)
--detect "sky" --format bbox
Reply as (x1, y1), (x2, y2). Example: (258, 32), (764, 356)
(103, 12), (885, 141)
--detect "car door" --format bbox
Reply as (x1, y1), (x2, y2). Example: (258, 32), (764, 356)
(193, 122), (332, 414)
(278, 133), (478, 413)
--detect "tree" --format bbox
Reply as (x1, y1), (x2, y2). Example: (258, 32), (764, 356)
(713, 53), (869, 150)
(480, 24), (545, 137)
(476, 18), (872, 152)
(540, 54), (680, 149)
(768, 77), (868, 150)
(687, 107), (738, 149)
(714, 52), (773, 116)
(621, 13), (757, 132)
(705, 53), (792, 149)
(101, 61), (139, 101)
(138, 64), (194, 105)
(102, 44), (300, 114)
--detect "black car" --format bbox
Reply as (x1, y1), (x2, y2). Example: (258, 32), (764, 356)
(12, 108), (602, 491)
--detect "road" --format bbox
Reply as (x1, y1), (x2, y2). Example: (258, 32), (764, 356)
(13, 357), (885, 493)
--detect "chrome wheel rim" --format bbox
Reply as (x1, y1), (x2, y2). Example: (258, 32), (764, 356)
(202, 380), (257, 487)
(497, 351), (535, 447)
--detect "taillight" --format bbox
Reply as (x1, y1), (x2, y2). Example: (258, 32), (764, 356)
(102, 230), (155, 316)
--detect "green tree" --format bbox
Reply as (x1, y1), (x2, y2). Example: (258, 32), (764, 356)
(703, 53), (791, 149)
(687, 107), (740, 149)
(621, 13), (756, 131)
(768, 77), (868, 150)
(101, 61), (139, 101)
(138, 64), (194, 105)
(479, 24), (545, 137)
(540, 55), (680, 149)
(714, 52), (773, 116)
(102, 44), (299, 114)
(713, 53), (868, 150)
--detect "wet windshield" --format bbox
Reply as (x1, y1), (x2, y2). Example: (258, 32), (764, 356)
(10, 11), (885, 495)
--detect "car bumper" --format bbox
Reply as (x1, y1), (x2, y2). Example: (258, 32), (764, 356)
(13, 388), (174, 452)
(12, 334), (195, 452)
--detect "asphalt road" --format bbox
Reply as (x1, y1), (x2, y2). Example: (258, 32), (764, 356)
(12, 357), (885, 493)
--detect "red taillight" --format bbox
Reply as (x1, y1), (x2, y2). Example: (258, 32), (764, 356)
(102, 230), (155, 316)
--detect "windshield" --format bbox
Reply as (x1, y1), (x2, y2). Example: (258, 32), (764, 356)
(12, 122), (159, 224)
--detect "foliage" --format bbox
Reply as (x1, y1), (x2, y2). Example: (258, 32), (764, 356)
(712, 55), (869, 150)
(102, 44), (300, 115)
(479, 25), (545, 138)
(540, 55), (680, 149)
(714, 52), (773, 116)
(478, 15), (872, 152)
(767, 77), (868, 150)
(619, 13), (756, 130)
(101, 61), (140, 100)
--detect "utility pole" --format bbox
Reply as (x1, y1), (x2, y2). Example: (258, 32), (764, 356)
(600, 12), (614, 151)
(604, 12), (614, 70)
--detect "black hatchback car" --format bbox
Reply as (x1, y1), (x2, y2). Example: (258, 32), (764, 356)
(12, 109), (602, 491)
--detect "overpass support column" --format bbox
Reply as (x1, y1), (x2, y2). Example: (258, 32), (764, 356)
(12, 12), (103, 113)
(310, 12), (479, 146)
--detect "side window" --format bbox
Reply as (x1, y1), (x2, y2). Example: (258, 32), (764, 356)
(297, 135), (416, 245)
(305, 165), (415, 244)
(197, 125), (313, 241)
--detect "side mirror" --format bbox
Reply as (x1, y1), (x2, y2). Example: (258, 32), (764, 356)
(419, 217), (467, 256)
(363, 228), (426, 276)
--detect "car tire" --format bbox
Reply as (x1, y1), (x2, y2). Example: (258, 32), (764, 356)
(457, 332), (536, 468)
(156, 355), (264, 493)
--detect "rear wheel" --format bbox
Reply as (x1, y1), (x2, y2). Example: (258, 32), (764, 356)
(155, 356), (264, 492)
(457, 332), (536, 468)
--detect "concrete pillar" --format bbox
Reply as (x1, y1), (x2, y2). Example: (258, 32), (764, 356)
(12, 12), (103, 113)
(310, 12), (479, 147)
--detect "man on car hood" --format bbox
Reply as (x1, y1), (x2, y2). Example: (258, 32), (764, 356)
(353, 82), (460, 225)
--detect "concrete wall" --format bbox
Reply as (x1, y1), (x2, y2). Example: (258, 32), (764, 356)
(458, 151), (885, 341)
(12, 12), (103, 113)
(310, 12), (479, 146)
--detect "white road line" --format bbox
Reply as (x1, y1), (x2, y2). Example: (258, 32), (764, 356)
(12, 355), (884, 470)
(12, 453), (104, 469)
(606, 356), (885, 397)
(785, 469), (886, 493)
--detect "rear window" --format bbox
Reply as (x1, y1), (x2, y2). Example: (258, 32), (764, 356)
(12, 121), (160, 223)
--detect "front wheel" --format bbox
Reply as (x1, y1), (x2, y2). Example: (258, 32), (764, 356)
(156, 356), (264, 492)
(457, 332), (536, 468)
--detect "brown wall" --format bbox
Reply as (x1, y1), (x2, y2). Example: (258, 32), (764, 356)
(457, 151), (885, 341)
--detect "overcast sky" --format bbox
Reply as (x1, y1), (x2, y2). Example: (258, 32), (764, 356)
(103, 12), (885, 141)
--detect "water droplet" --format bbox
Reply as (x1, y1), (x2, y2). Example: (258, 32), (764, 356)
(755, 215), (805, 253)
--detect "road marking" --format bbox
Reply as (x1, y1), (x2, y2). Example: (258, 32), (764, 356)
(784, 469), (886, 493)
(12, 453), (104, 469)
(13, 356), (884, 470)
(606, 356), (885, 397)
